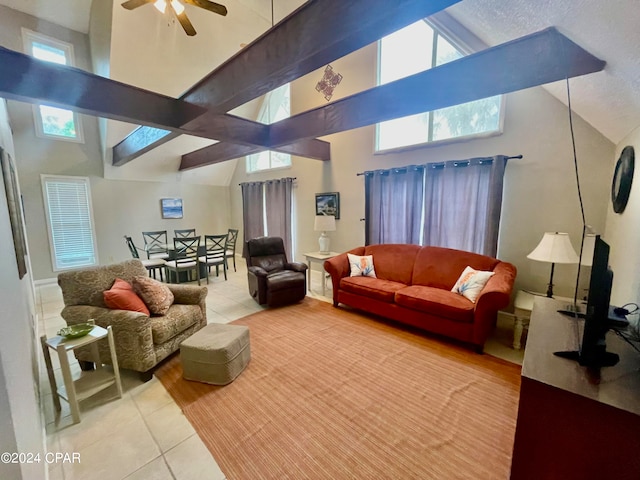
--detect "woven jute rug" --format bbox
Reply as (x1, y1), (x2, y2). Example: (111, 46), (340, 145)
(156, 297), (521, 479)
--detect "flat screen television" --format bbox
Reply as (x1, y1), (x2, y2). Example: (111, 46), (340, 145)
(555, 235), (629, 368)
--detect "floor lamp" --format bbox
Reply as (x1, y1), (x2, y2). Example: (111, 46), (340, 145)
(527, 232), (579, 297)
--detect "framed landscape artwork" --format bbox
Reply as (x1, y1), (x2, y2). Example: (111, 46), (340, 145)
(161, 198), (183, 219)
(1, 147), (27, 279)
(315, 192), (340, 219)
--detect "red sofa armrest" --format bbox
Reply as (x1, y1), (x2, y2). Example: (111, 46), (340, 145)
(324, 247), (365, 306)
(472, 261), (517, 347)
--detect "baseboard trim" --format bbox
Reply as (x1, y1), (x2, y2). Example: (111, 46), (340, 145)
(34, 277), (57, 286)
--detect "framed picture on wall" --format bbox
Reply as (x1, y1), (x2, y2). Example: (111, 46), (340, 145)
(315, 192), (340, 219)
(161, 198), (183, 219)
(1, 147), (28, 279)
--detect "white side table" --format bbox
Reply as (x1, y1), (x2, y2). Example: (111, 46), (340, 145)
(513, 290), (535, 350)
(303, 251), (339, 296)
(41, 324), (123, 424)
(513, 290), (574, 349)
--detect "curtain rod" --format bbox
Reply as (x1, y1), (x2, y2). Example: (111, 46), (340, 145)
(239, 177), (297, 186)
(356, 155), (522, 176)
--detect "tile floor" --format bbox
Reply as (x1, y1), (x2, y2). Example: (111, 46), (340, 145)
(38, 258), (523, 480)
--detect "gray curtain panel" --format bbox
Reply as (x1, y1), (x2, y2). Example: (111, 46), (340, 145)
(364, 155), (507, 256)
(240, 181), (264, 257)
(264, 177), (294, 258)
(422, 156), (507, 257)
(365, 165), (424, 245)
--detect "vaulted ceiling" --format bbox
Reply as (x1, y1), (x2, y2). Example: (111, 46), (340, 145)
(1, 0), (638, 186)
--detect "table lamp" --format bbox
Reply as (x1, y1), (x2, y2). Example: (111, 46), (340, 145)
(314, 215), (336, 254)
(527, 232), (579, 298)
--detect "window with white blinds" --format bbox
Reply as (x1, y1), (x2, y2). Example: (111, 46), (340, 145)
(41, 175), (98, 271)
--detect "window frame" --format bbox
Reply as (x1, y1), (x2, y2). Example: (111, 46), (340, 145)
(41, 175), (99, 272)
(374, 19), (505, 154)
(22, 28), (85, 144)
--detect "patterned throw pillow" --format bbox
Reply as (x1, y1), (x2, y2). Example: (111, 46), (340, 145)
(132, 276), (174, 315)
(451, 266), (495, 303)
(347, 253), (377, 278)
(103, 278), (150, 316)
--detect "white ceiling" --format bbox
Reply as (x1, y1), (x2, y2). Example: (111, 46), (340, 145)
(448, 0), (640, 144)
(2, 0), (639, 180)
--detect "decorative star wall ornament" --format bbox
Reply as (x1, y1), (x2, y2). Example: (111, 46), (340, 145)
(315, 64), (343, 101)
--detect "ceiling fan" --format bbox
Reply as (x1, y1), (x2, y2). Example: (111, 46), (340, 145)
(121, 0), (228, 36)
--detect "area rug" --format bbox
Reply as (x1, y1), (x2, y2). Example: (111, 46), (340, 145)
(156, 297), (521, 479)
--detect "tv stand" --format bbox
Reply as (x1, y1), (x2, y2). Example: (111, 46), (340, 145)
(553, 349), (620, 367)
(510, 296), (640, 480)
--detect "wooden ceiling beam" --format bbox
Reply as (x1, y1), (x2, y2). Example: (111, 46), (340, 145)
(183, 0), (462, 113)
(180, 139), (331, 170)
(113, 0), (461, 166)
(0, 47), (205, 130)
(180, 138), (330, 171)
(0, 46), (329, 168)
(268, 28), (606, 147)
(113, 112), (329, 167)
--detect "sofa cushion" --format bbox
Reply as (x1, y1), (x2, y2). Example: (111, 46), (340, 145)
(411, 246), (500, 289)
(58, 259), (148, 308)
(451, 266), (495, 303)
(340, 276), (406, 303)
(150, 304), (200, 344)
(395, 285), (475, 323)
(266, 270), (306, 292)
(132, 276), (174, 315)
(103, 278), (150, 316)
(347, 253), (377, 277)
(362, 244), (421, 284)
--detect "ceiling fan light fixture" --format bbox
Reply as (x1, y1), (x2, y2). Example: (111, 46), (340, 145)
(171, 0), (185, 15)
(153, 0), (167, 13)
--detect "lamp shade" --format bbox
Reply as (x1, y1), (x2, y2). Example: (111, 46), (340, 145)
(314, 215), (336, 232)
(527, 232), (579, 264)
(580, 233), (597, 266)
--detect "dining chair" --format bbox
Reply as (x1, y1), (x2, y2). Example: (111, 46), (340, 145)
(142, 230), (169, 260)
(224, 228), (239, 272)
(124, 236), (166, 281)
(198, 234), (228, 283)
(164, 236), (201, 284)
(175, 228), (196, 239)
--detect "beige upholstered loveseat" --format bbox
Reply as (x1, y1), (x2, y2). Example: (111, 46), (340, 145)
(58, 260), (207, 377)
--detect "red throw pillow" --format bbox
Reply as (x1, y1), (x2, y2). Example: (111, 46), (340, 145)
(103, 278), (150, 316)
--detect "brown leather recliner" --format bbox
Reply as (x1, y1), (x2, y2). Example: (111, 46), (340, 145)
(246, 237), (308, 307)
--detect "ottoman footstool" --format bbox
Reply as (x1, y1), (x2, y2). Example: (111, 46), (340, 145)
(180, 324), (251, 385)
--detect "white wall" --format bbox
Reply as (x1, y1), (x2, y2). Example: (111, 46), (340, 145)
(230, 42), (615, 299)
(0, 100), (46, 480)
(606, 126), (640, 307)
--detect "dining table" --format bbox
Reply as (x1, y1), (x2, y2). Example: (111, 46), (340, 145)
(143, 242), (209, 283)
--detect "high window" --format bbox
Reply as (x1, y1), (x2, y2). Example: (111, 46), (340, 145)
(22, 29), (84, 143)
(246, 84), (291, 173)
(376, 20), (502, 152)
(41, 175), (98, 271)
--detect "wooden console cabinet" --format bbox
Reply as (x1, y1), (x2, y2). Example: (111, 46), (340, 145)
(510, 296), (640, 480)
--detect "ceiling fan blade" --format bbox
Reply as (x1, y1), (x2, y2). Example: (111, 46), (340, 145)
(173, 8), (197, 36)
(184, 0), (228, 16)
(121, 0), (155, 10)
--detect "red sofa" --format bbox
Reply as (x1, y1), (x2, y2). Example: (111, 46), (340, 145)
(324, 244), (516, 351)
